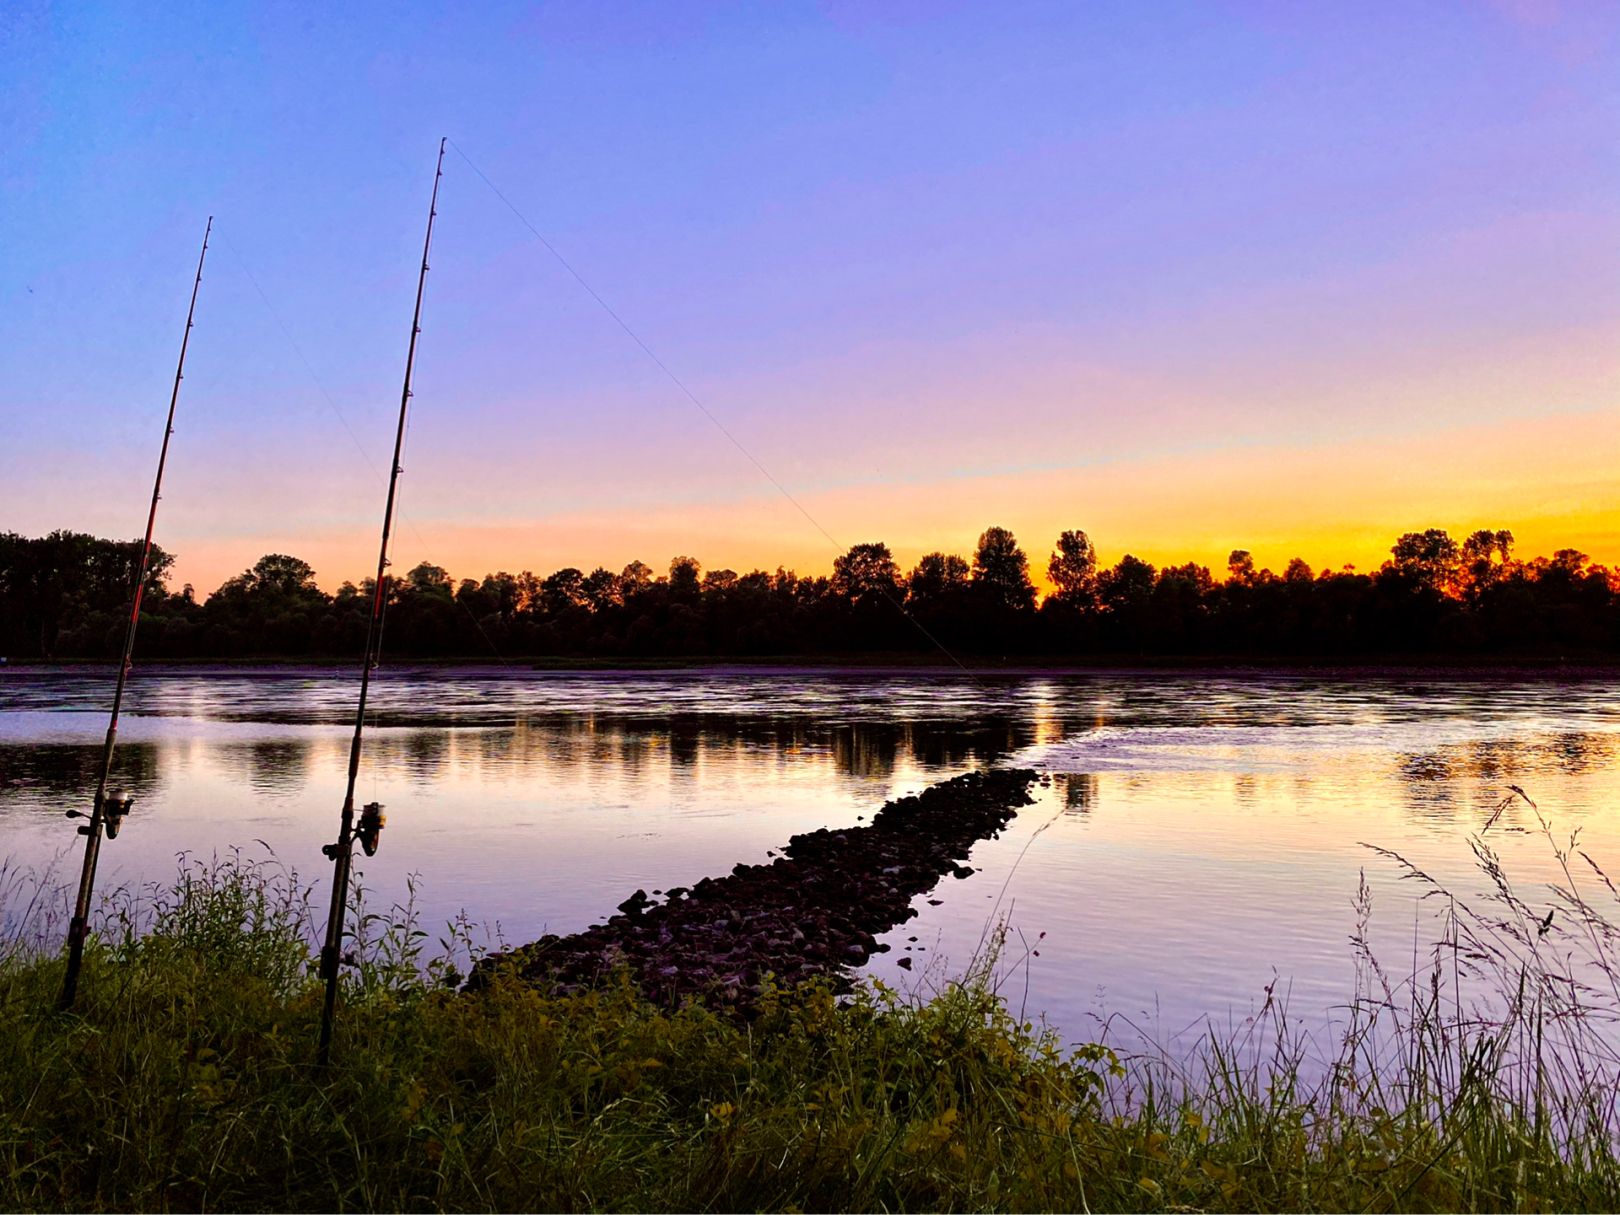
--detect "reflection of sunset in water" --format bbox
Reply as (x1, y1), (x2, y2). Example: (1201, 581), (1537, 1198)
(3, 669), (1619, 1043)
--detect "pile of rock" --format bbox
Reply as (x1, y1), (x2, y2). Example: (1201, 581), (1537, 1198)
(469, 767), (1038, 1008)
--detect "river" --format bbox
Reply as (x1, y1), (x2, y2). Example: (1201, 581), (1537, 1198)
(3, 666), (1617, 1050)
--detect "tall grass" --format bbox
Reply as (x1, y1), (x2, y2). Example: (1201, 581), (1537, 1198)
(2, 811), (1619, 1212)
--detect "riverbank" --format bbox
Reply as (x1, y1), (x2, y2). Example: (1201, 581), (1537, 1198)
(7, 653), (1620, 678)
(3, 851), (1618, 1212)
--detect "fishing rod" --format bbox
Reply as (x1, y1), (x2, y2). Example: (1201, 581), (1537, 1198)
(317, 139), (446, 1065)
(58, 216), (213, 1012)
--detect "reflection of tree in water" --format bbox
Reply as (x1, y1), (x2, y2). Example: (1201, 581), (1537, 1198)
(1403, 733), (1614, 793)
(1463, 739), (1522, 782)
(1397, 752), (1459, 819)
(1057, 772), (1098, 814)
(365, 729), (452, 782)
(0, 742), (162, 810)
(1533, 732), (1614, 776)
(830, 724), (899, 780)
(241, 740), (311, 797)
(1399, 753), (1455, 783)
(904, 716), (1034, 771)
(474, 718), (660, 778)
(668, 719), (702, 770)
(450, 710), (1037, 784)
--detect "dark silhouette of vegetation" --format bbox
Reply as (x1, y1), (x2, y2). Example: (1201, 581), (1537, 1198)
(1, 525), (1615, 662)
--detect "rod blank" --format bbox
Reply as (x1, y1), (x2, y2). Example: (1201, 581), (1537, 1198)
(317, 140), (446, 1065)
(59, 216), (212, 1012)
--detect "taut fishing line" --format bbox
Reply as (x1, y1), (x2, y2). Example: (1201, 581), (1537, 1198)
(215, 229), (516, 671)
(445, 137), (982, 681)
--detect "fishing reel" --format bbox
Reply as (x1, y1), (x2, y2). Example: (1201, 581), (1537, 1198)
(66, 789), (133, 839)
(357, 802), (386, 857)
(322, 801), (386, 859)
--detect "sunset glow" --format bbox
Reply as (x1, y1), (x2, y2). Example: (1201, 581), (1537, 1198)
(4, 3), (1616, 595)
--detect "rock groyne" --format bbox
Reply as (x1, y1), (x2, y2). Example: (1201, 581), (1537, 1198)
(470, 767), (1039, 1007)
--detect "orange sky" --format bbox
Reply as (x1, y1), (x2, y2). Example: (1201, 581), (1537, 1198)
(167, 407), (1618, 596)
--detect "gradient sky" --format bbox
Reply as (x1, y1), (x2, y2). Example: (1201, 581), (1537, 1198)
(4, 1), (1617, 595)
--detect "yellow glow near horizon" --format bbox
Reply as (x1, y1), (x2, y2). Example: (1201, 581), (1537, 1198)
(168, 408), (1618, 597)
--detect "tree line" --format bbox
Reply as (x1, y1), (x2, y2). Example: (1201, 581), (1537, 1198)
(1, 525), (1615, 662)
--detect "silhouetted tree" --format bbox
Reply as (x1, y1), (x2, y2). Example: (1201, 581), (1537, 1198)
(1459, 529), (1514, 600)
(621, 561), (653, 594)
(540, 568), (586, 613)
(1151, 562), (1213, 650)
(832, 542), (902, 607)
(404, 562), (453, 596)
(1388, 529), (1461, 594)
(668, 556), (701, 599)
(581, 567), (621, 611)
(1227, 549), (1256, 586)
(907, 553), (969, 606)
(1098, 554), (1156, 650)
(971, 526), (1035, 612)
(1047, 530), (1098, 608)
(5, 525), (1615, 661)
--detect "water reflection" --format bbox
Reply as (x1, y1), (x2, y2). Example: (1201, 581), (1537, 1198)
(6, 675), (1619, 823)
(1058, 772), (1097, 814)
(240, 741), (310, 797)
(1540, 731), (1613, 775)
(0, 741), (162, 807)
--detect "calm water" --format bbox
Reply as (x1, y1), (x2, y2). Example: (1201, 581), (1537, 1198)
(3, 667), (1618, 1045)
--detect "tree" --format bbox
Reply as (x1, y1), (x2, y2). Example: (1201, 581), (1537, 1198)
(581, 567), (622, 611)
(668, 556), (701, 598)
(540, 567), (586, 613)
(1387, 529), (1460, 594)
(1047, 530), (1097, 607)
(1551, 548), (1589, 574)
(1099, 555), (1157, 611)
(0, 531), (176, 657)
(1158, 562), (1214, 595)
(971, 526), (1035, 612)
(1227, 550), (1256, 586)
(476, 572), (523, 622)
(907, 553), (969, 606)
(831, 542), (901, 606)
(620, 561), (653, 599)
(404, 562), (453, 597)
(250, 553), (318, 595)
(1283, 558), (1313, 584)
(1460, 529), (1513, 598)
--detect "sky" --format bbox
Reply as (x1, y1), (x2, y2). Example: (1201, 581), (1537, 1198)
(3, 1), (1617, 595)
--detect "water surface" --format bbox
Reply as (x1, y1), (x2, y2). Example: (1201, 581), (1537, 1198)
(3, 666), (1617, 1045)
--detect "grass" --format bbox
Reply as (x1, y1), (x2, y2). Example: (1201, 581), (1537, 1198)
(2, 808), (1620, 1212)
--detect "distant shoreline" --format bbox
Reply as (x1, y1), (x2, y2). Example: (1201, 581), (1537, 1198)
(4, 654), (1618, 680)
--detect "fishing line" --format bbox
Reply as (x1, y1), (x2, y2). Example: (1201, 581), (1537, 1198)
(214, 229), (381, 483)
(215, 228), (516, 671)
(445, 137), (982, 680)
